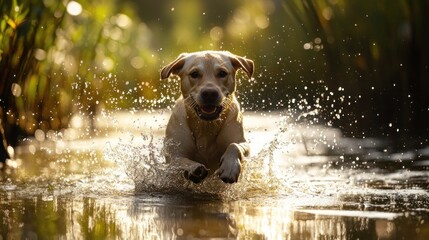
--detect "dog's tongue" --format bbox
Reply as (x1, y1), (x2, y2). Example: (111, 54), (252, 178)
(201, 105), (217, 114)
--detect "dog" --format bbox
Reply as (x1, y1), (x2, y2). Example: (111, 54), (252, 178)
(161, 51), (254, 184)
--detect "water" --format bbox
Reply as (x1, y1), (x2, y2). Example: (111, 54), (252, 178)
(1, 111), (429, 239)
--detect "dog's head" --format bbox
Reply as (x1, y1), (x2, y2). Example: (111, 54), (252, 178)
(161, 51), (254, 121)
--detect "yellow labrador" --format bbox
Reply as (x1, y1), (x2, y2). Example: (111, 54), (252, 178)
(161, 51), (254, 184)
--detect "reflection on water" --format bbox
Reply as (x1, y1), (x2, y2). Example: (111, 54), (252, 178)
(1, 111), (429, 239)
(1, 195), (429, 239)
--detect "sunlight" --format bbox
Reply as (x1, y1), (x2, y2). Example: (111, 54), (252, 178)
(130, 56), (144, 69)
(1, 0), (428, 239)
(66, 1), (82, 16)
(11, 83), (22, 97)
(254, 15), (269, 29)
(209, 26), (224, 41)
(102, 57), (114, 71)
(230, 201), (294, 238)
(115, 14), (132, 29)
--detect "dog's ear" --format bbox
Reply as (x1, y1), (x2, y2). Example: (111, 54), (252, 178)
(160, 53), (188, 79)
(229, 54), (254, 79)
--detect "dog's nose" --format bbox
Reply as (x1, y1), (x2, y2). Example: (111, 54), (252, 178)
(201, 89), (220, 104)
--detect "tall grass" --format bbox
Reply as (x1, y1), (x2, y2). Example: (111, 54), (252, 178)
(0, 0), (157, 160)
(1, 0), (271, 161)
(1, 0), (428, 161)
(1, 0), (63, 160)
(283, 0), (429, 147)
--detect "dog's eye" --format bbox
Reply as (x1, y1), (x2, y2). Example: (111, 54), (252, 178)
(217, 70), (228, 78)
(189, 71), (200, 79)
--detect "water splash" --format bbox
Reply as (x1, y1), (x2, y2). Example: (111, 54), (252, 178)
(104, 134), (169, 191)
(103, 114), (296, 200)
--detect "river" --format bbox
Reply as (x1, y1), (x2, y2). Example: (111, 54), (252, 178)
(1, 111), (429, 239)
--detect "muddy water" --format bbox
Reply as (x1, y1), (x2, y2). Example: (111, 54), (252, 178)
(1, 111), (429, 239)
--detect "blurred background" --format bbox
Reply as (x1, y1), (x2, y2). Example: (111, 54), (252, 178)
(1, 0), (428, 161)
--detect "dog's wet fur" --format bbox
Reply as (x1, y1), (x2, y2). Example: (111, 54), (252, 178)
(161, 51), (254, 184)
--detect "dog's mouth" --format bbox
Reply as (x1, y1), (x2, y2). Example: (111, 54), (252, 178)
(194, 104), (223, 121)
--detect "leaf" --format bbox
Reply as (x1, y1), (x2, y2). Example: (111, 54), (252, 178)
(6, 18), (16, 29)
(15, 8), (29, 25)
(1, 18), (6, 32)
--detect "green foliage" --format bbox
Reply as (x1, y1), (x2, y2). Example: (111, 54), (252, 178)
(0, 0), (428, 152)
(282, 0), (429, 143)
(0, 0), (157, 138)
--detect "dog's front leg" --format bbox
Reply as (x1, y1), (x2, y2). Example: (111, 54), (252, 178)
(217, 142), (249, 183)
(168, 157), (209, 184)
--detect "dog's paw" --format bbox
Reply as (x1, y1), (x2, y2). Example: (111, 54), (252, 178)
(218, 156), (241, 184)
(184, 164), (208, 184)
